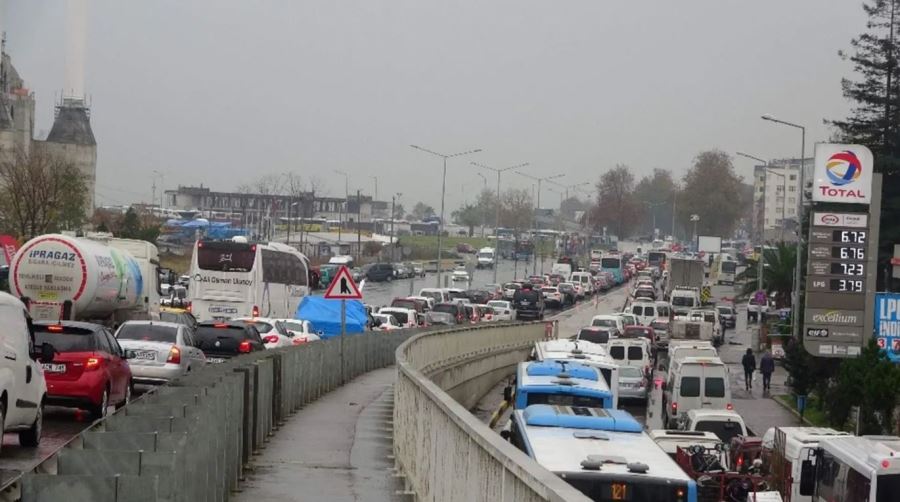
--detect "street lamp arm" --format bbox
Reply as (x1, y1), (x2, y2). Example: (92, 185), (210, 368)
(736, 152), (768, 165)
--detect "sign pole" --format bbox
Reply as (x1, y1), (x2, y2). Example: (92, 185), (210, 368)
(340, 298), (346, 385)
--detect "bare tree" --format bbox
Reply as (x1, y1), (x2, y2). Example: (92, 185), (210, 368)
(0, 148), (88, 239)
(499, 188), (533, 237)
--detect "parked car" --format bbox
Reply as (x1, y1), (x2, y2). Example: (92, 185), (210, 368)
(456, 243), (476, 254)
(617, 365), (649, 401)
(194, 321), (266, 363)
(557, 282), (577, 306)
(463, 304), (483, 323)
(391, 297), (428, 316)
(115, 321), (206, 385)
(35, 321), (134, 418)
(271, 318), (321, 344)
(541, 286), (563, 308)
(716, 305), (737, 328)
(573, 326), (614, 344)
(159, 306), (198, 331)
(366, 263), (396, 282)
(233, 317), (295, 349)
(378, 307), (419, 328)
(432, 302), (467, 324)
(0, 294), (49, 448)
(372, 313), (402, 330)
(465, 289), (493, 305)
(486, 300), (515, 321)
(502, 282), (522, 300)
(512, 284), (545, 320)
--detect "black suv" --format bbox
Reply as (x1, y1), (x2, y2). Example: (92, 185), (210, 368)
(366, 263), (396, 282)
(195, 321), (265, 363)
(513, 286), (545, 320)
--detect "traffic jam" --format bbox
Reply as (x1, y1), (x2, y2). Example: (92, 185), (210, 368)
(480, 246), (896, 502)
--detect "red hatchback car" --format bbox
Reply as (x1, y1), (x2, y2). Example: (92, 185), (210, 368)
(34, 321), (133, 418)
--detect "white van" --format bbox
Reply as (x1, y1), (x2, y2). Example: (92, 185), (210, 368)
(663, 356), (732, 428)
(670, 287), (701, 316)
(607, 338), (652, 373)
(591, 315), (624, 336)
(570, 271), (594, 295)
(679, 409), (748, 444)
(667, 342), (719, 379)
(550, 262), (572, 281)
(0, 293), (49, 450)
(419, 288), (449, 304)
(628, 300), (659, 326)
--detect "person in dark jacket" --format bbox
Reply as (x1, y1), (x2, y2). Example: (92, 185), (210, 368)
(759, 350), (776, 392)
(741, 348), (756, 391)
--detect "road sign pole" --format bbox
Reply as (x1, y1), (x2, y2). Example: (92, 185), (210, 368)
(340, 298), (346, 385)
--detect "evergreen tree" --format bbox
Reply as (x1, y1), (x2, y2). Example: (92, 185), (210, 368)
(832, 0), (900, 289)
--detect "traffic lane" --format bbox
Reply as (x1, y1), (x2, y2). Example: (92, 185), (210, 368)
(0, 406), (95, 484)
(472, 284), (637, 430)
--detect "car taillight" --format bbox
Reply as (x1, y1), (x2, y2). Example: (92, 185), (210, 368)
(252, 305), (260, 317)
(85, 357), (103, 371)
(671, 402), (677, 414)
(736, 455), (744, 469)
(186, 302), (192, 313)
(47, 325), (64, 333)
(726, 403), (734, 410)
(238, 340), (252, 353)
(167, 345), (181, 364)
(292, 337), (308, 345)
(263, 335), (280, 344)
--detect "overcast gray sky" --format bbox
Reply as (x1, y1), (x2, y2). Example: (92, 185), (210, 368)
(4, 1), (867, 211)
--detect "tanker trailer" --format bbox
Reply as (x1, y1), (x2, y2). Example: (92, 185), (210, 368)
(10, 234), (161, 324)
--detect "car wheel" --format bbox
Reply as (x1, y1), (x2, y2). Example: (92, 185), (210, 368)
(19, 401), (42, 447)
(386, 275), (393, 282)
(92, 387), (110, 419)
(117, 381), (133, 410)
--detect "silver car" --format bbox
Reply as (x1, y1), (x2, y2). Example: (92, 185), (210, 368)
(115, 321), (206, 385)
(617, 365), (648, 401)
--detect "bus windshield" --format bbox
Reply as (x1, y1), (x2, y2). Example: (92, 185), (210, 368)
(721, 261), (737, 273)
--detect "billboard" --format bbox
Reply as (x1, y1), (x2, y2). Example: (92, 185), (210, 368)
(875, 293), (900, 363)
(812, 144), (874, 204)
(698, 236), (722, 254)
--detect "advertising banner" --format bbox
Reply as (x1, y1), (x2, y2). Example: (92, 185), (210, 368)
(875, 293), (900, 363)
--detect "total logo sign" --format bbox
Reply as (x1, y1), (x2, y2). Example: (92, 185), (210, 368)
(812, 143), (874, 204)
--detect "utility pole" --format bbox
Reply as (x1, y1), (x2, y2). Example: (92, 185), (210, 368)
(472, 161), (529, 284)
(410, 145), (483, 287)
(391, 195), (396, 262)
(356, 189), (361, 263)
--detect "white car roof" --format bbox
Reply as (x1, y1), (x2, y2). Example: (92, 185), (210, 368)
(119, 320), (182, 329)
(233, 317), (279, 325)
(379, 307), (415, 314)
(687, 409), (744, 421)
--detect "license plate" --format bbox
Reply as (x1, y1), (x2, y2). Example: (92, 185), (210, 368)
(207, 357), (226, 364)
(134, 350), (156, 360)
(521, 301), (530, 305)
(42, 363), (66, 373)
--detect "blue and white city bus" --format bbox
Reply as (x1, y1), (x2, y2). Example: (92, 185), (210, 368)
(505, 404), (697, 502)
(511, 360), (615, 410)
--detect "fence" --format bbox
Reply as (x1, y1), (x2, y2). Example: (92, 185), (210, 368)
(5, 330), (412, 502)
(393, 321), (592, 502)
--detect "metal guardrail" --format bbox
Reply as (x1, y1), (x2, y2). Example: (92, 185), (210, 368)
(1, 330), (412, 502)
(394, 322), (592, 502)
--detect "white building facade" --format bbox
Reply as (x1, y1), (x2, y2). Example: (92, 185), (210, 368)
(752, 158), (813, 243)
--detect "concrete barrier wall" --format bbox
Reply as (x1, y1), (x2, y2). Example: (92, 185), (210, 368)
(5, 330), (412, 502)
(394, 322), (592, 502)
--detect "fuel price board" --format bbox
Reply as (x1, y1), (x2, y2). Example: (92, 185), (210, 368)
(803, 211), (877, 358)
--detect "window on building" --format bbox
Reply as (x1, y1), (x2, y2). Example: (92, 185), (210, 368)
(788, 208), (796, 215)
(776, 197), (784, 203)
(776, 186), (784, 193)
(789, 174), (797, 180)
(758, 186), (764, 193)
(789, 185), (796, 192)
(775, 219), (783, 225)
(765, 219), (770, 225)
(788, 197), (796, 204)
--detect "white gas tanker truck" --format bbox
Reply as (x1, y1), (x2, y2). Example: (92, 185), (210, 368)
(10, 234), (162, 325)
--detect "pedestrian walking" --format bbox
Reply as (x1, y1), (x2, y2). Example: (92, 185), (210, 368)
(760, 350), (775, 392)
(741, 348), (756, 391)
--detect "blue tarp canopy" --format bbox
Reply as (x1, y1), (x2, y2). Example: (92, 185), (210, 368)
(295, 296), (367, 339)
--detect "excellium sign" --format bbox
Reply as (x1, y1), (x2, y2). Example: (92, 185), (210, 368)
(812, 143), (874, 204)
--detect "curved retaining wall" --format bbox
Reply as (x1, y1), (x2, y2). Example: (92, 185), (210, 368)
(394, 322), (592, 502)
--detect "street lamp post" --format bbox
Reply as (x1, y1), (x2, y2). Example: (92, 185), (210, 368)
(391, 192), (402, 262)
(371, 176), (378, 201)
(761, 114), (807, 341)
(472, 161), (529, 284)
(517, 171), (565, 276)
(475, 172), (487, 237)
(643, 201), (667, 239)
(411, 145), (483, 287)
(690, 214), (700, 250)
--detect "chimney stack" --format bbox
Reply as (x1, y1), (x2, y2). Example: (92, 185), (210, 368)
(63, 0), (87, 103)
